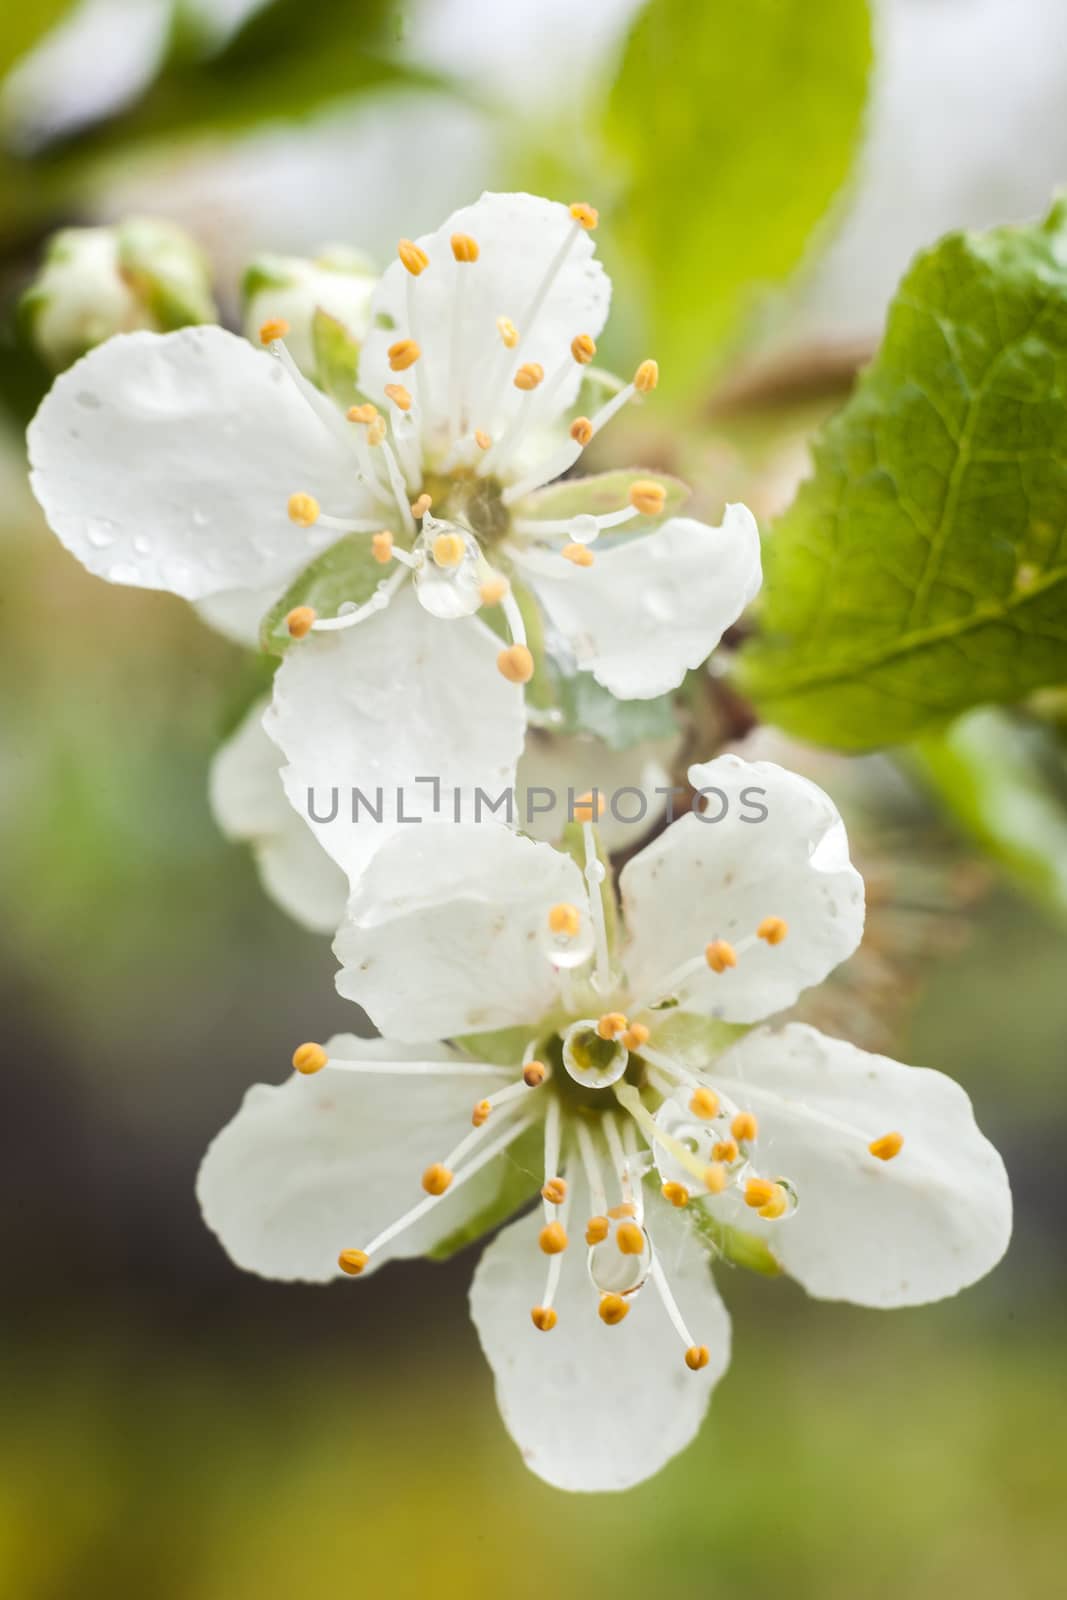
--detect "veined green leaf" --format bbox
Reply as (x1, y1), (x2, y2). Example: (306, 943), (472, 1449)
(740, 200), (1067, 749)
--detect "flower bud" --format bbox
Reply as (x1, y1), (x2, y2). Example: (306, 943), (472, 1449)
(241, 247), (377, 381)
(21, 218), (216, 372)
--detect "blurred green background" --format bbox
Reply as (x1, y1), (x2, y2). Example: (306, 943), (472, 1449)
(2, 2), (1066, 1596)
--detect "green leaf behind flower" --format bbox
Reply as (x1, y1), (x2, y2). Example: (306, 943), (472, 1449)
(740, 200), (1067, 749)
(311, 308), (362, 409)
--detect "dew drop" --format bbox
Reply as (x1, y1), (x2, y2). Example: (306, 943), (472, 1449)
(642, 585), (674, 622)
(86, 520), (115, 549)
(108, 562), (139, 584)
(191, 507), (209, 529)
(569, 512), (599, 545)
(133, 535), (153, 556)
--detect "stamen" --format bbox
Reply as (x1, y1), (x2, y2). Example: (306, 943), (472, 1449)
(523, 1060), (547, 1088)
(372, 531), (394, 563)
(705, 939), (738, 973)
(616, 1221), (645, 1256)
(575, 1118), (608, 1219)
(286, 606), (316, 639)
(292, 1042), (328, 1075)
(287, 492), (320, 527)
(497, 643), (534, 684)
(411, 493), (432, 519)
(649, 1254), (705, 1367)
(713, 1139), (739, 1164)
(397, 239), (429, 276)
(539, 1221), (568, 1255)
(530, 1307), (557, 1331)
(496, 316), (519, 349)
(744, 1177), (776, 1209)
(629, 479), (666, 516)
(352, 1115), (536, 1264)
(388, 339), (421, 372)
(258, 317), (290, 345)
(585, 1217), (609, 1245)
(542, 1177), (567, 1205)
(562, 543), (595, 567)
(571, 333), (597, 364)
(451, 233), (479, 264)
(338, 1249), (368, 1276)
(384, 383), (412, 411)
(347, 403), (378, 424)
(431, 531), (466, 568)
(570, 417), (593, 446)
(732, 1111), (759, 1143)
(575, 790), (605, 824)
(615, 1081), (722, 1195)
(689, 1087), (720, 1120)
(580, 814), (612, 993)
(869, 1132), (904, 1161)
(685, 1345), (710, 1371)
(597, 1012), (628, 1040)
(661, 1181), (689, 1207)
(634, 359), (659, 392)
(621, 1022), (650, 1052)
(478, 574), (509, 606)
(705, 1163), (727, 1194)
(472, 1100), (491, 1127)
(474, 429), (492, 450)
(309, 565), (408, 632)
(422, 1163), (453, 1196)
(757, 1183), (788, 1219)
(569, 201), (599, 230)
(541, 1096), (563, 1220)
(598, 1293), (629, 1325)
(603, 1113), (637, 1214)
(448, 235), (480, 433)
(757, 916), (789, 945)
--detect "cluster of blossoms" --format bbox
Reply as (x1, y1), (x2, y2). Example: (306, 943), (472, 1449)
(27, 193), (1011, 1493)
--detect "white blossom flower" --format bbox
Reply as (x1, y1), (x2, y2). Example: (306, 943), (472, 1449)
(198, 755), (1011, 1492)
(28, 190), (761, 696)
(210, 693), (680, 932)
(241, 246), (377, 381)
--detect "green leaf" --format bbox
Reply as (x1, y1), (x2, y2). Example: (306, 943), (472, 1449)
(311, 308), (362, 409)
(911, 707), (1067, 917)
(739, 200), (1067, 749)
(687, 1203), (783, 1277)
(602, 0), (872, 393)
(259, 533), (386, 656)
(426, 1121), (542, 1261)
(513, 469), (690, 524)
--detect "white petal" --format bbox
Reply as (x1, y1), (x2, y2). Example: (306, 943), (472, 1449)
(335, 825), (587, 1041)
(621, 755), (865, 1022)
(266, 585), (526, 885)
(470, 1176), (731, 1492)
(197, 1035), (517, 1282)
(357, 191), (610, 446)
(517, 728), (680, 851)
(710, 1023), (1012, 1307)
(27, 326), (362, 601)
(513, 507), (762, 699)
(210, 696), (348, 935)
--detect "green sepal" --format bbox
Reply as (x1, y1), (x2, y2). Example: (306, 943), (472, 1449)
(687, 1203), (783, 1277)
(311, 307), (363, 409)
(451, 1025), (534, 1069)
(645, 1009), (750, 1072)
(512, 468), (689, 525)
(259, 532), (386, 656)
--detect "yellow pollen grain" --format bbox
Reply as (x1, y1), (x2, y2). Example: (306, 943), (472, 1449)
(713, 1138), (738, 1164)
(685, 1345), (710, 1371)
(562, 542), (596, 567)
(347, 402), (378, 424)
(542, 1177), (568, 1206)
(689, 1087), (720, 1120)
(397, 238), (429, 276)
(744, 1177), (776, 1210)
(387, 338), (421, 372)
(608, 1202), (637, 1220)
(757, 916), (789, 945)
(705, 939), (737, 973)
(287, 492), (320, 527)
(869, 1131), (904, 1161)
(570, 416), (594, 446)
(471, 1100), (491, 1128)
(661, 1181), (690, 1208)
(571, 333), (597, 364)
(451, 232), (479, 263)
(585, 1215), (610, 1245)
(523, 1061), (546, 1088)
(530, 1306), (557, 1332)
(496, 316), (519, 349)
(596, 1012), (628, 1041)
(704, 1163), (727, 1194)
(539, 1221), (568, 1255)
(371, 530), (394, 564)
(366, 417), (387, 447)
(732, 1111), (759, 1143)
(514, 362), (544, 392)
(338, 1249), (368, 1276)
(621, 1022), (650, 1051)
(258, 317), (290, 345)
(598, 1293), (629, 1326)
(497, 644), (535, 684)
(432, 531), (466, 568)
(573, 789), (606, 823)
(548, 902), (581, 937)
(569, 201), (599, 230)
(286, 606), (316, 639)
(616, 1222), (645, 1256)
(629, 479), (667, 516)
(474, 429), (492, 450)
(292, 1041), (327, 1075)
(384, 383), (412, 411)
(479, 575), (509, 606)
(758, 1184), (788, 1220)
(421, 1163), (453, 1197)
(634, 359), (659, 393)
(411, 493), (432, 519)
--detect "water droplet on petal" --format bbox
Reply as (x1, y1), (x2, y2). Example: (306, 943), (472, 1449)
(642, 585), (674, 622)
(86, 520), (115, 549)
(132, 535), (152, 556)
(108, 562), (139, 584)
